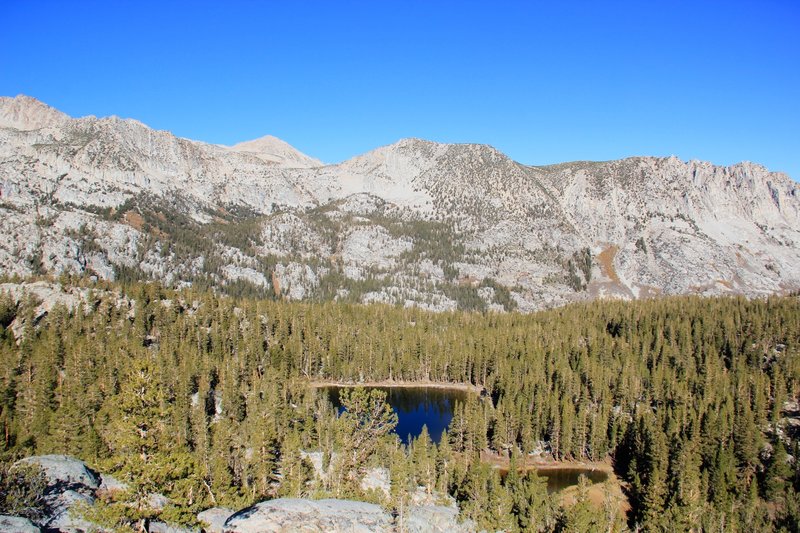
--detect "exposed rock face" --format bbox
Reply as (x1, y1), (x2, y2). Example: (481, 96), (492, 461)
(43, 489), (95, 532)
(2, 95), (799, 312)
(360, 467), (390, 497)
(0, 95), (69, 131)
(403, 487), (476, 533)
(98, 473), (129, 496)
(229, 135), (323, 168)
(0, 281), (131, 340)
(14, 455), (99, 532)
(197, 507), (235, 533)
(146, 492), (170, 512)
(16, 455), (99, 491)
(273, 263), (325, 300)
(405, 504), (469, 533)
(6, 456), (197, 532)
(223, 498), (394, 532)
(221, 496), (472, 533)
(0, 282), (88, 339)
(0, 515), (40, 533)
(148, 520), (199, 533)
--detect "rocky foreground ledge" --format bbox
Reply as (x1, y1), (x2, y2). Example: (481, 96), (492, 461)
(1, 455), (473, 532)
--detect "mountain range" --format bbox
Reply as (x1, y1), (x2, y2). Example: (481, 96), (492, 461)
(1, 94), (798, 312)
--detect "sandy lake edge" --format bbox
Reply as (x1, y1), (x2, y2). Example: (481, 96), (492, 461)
(306, 379), (484, 394)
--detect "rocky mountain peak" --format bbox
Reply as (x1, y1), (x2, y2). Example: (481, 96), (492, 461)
(378, 137), (508, 161)
(0, 94), (70, 131)
(229, 134), (323, 168)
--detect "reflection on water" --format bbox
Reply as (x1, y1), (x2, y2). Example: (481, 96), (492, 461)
(538, 468), (608, 493)
(499, 466), (608, 493)
(320, 386), (467, 445)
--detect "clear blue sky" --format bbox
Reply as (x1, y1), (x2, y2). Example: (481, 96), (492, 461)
(2, 1), (798, 178)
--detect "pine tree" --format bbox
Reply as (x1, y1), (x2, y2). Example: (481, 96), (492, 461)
(765, 439), (792, 502)
(435, 430), (453, 495)
(97, 354), (201, 528)
(560, 475), (604, 532)
(277, 431), (315, 498)
(389, 446), (414, 530)
(505, 457), (558, 532)
(410, 425), (436, 494)
(330, 388), (397, 497)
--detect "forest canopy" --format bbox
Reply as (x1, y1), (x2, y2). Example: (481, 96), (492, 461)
(0, 279), (798, 531)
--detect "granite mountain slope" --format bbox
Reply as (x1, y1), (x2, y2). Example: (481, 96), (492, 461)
(1, 95), (798, 311)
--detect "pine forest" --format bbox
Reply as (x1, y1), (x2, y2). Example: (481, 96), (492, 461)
(0, 277), (799, 532)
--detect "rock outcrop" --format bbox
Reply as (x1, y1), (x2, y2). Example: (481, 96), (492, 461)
(98, 473), (129, 496)
(2, 455), (477, 533)
(197, 507), (235, 533)
(221, 496), (473, 533)
(405, 504), (467, 533)
(16, 455), (99, 491)
(14, 455), (99, 532)
(222, 498), (393, 532)
(43, 490), (95, 532)
(148, 520), (198, 533)
(0, 515), (41, 533)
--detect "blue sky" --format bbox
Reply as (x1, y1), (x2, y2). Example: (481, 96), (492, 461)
(1, 1), (798, 178)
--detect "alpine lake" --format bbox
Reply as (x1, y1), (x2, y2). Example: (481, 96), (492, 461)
(317, 385), (608, 493)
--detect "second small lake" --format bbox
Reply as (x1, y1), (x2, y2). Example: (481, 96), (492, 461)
(538, 467), (609, 493)
(497, 466), (609, 493)
(321, 386), (468, 445)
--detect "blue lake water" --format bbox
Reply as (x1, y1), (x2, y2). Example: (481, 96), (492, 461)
(321, 386), (468, 445)
(320, 385), (609, 492)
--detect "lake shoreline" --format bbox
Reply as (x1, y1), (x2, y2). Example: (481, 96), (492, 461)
(480, 452), (629, 512)
(307, 379), (484, 394)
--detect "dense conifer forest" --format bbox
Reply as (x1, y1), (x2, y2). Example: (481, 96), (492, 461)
(0, 278), (799, 531)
